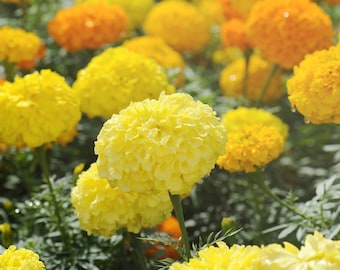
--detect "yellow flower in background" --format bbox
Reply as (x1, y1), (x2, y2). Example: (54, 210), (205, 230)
(0, 245), (45, 269)
(170, 241), (260, 269)
(47, 2), (127, 53)
(71, 163), (172, 236)
(74, 0), (154, 31)
(144, 1), (210, 52)
(220, 19), (250, 51)
(95, 93), (227, 195)
(0, 70), (81, 148)
(194, 0), (225, 26)
(0, 26), (41, 63)
(217, 124), (284, 173)
(122, 36), (186, 87)
(246, 0), (334, 69)
(73, 47), (175, 119)
(287, 45), (340, 124)
(219, 55), (283, 104)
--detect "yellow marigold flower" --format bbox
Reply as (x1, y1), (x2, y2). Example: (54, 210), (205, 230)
(170, 241), (260, 269)
(220, 19), (250, 51)
(0, 245), (45, 269)
(71, 163), (172, 236)
(259, 231), (340, 269)
(95, 93), (227, 195)
(0, 26), (41, 63)
(287, 45), (340, 124)
(221, 107), (289, 140)
(143, 1), (210, 53)
(74, 0), (153, 31)
(47, 2), (127, 53)
(73, 47), (175, 119)
(0, 70), (81, 148)
(122, 36), (186, 87)
(219, 55), (283, 104)
(246, 0), (334, 69)
(217, 124), (284, 173)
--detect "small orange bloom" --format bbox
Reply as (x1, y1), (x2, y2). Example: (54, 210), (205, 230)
(220, 19), (250, 51)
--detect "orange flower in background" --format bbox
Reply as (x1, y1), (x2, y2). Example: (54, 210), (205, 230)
(217, 0), (243, 20)
(144, 0), (210, 53)
(217, 0), (260, 21)
(220, 19), (250, 51)
(246, 0), (334, 69)
(47, 2), (127, 52)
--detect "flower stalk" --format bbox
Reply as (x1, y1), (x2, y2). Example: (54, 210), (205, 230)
(256, 63), (278, 106)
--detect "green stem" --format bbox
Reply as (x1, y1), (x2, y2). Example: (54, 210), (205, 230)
(3, 61), (16, 82)
(256, 63), (278, 107)
(251, 168), (309, 220)
(35, 147), (73, 255)
(242, 49), (252, 98)
(169, 193), (191, 261)
(130, 233), (148, 270)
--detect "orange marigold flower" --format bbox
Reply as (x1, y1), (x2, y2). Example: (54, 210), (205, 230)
(246, 0), (334, 69)
(143, 0), (210, 53)
(220, 19), (250, 51)
(47, 2), (127, 53)
(217, 0), (243, 20)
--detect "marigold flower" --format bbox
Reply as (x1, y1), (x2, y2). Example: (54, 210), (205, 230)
(220, 19), (250, 51)
(246, 0), (334, 69)
(170, 241), (260, 269)
(195, 0), (225, 25)
(95, 93), (227, 195)
(71, 163), (173, 236)
(47, 2), (127, 52)
(143, 1), (210, 52)
(287, 45), (340, 124)
(0, 26), (41, 63)
(0, 245), (45, 269)
(217, 0), (243, 20)
(0, 70), (81, 148)
(219, 55), (283, 103)
(73, 47), (175, 119)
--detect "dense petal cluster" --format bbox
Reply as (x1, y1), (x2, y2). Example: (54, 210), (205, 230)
(217, 124), (284, 173)
(73, 47), (175, 118)
(0, 70), (81, 148)
(246, 0), (334, 69)
(143, 1), (210, 52)
(0, 26), (41, 63)
(170, 241), (260, 269)
(95, 93), (227, 195)
(71, 163), (172, 236)
(74, 0), (154, 31)
(219, 55), (283, 103)
(287, 45), (340, 124)
(47, 2), (127, 52)
(0, 245), (45, 269)
(220, 19), (250, 51)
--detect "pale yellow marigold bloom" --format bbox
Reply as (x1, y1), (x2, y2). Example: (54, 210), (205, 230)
(287, 45), (340, 124)
(170, 241), (260, 269)
(95, 93), (227, 195)
(220, 55), (283, 104)
(246, 0), (334, 69)
(73, 46), (175, 119)
(0, 70), (81, 148)
(74, 0), (154, 31)
(0, 245), (45, 269)
(217, 124), (284, 173)
(144, 1), (210, 52)
(0, 26), (41, 63)
(259, 231), (340, 269)
(71, 163), (172, 236)
(221, 107), (288, 140)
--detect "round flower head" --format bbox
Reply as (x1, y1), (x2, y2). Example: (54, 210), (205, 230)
(287, 45), (340, 124)
(143, 0), (210, 53)
(47, 2), (127, 53)
(73, 46), (175, 119)
(246, 0), (334, 69)
(71, 163), (172, 236)
(217, 124), (284, 173)
(95, 93), (227, 195)
(0, 70), (81, 148)
(220, 19), (250, 51)
(0, 245), (45, 269)
(170, 241), (260, 269)
(0, 26), (41, 63)
(74, 0), (154, 31)
(219, 55), (283, 104)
